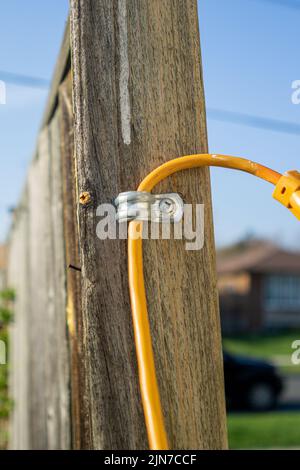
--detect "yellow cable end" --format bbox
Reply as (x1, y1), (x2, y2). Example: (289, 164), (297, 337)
(273, 170), (300, 221)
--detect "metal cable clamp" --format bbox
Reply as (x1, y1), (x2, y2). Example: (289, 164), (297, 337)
(115, 191), (184, 223)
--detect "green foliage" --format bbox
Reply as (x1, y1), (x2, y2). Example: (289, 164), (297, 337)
(0, 361), (7, 388)
(0, 369), (6, 389)
(0, 424), (8, 450)
(0, 288), (16, 302)
(0, 354), (9, 426)
(0, 288), (14, 448)
(228, 412), (300, 449)
(0, 395), (13, 419)
(224, 330), (300, 358)
(223, 330), (300, 375)
(0, 329), (8, 344)
(0, 307), (13, 325)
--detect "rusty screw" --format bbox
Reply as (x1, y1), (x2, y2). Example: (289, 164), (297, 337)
(79, 191), (92, 205)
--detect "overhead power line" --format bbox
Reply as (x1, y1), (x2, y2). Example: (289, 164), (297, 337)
(0, 70), (50, 89)
(207, 108), (300, 136)
(1, 72), (299, 136)
(250, 0), (300, 10)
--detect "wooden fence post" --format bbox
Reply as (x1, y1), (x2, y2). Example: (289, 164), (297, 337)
(70, 0), (227, 449)
(59, 73), (92, 449)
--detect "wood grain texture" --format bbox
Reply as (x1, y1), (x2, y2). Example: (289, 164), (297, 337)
(27, 121), (71, 449)
(8, 112), (71, 450)
(41, 19), (71, 128)
(59, 74), (92, 449)
(8, 187), (30, 450)
(49, 110), (71, 449)
(7, 20), (72, 451)
(71, 0), (227, 449)
(27, 128), (51, 449)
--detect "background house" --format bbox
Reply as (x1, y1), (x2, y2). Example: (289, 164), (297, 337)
(217, 239), (300, 334)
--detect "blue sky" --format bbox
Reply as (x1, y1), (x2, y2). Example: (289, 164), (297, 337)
(0, 0), (300, 248)
(0, 0), (69, 243)
(199, 0), (300, 247)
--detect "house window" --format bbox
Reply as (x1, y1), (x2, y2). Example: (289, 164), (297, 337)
(264, 275), (300, 312)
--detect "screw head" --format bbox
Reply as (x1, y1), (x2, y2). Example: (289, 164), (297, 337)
(79, 191), (92, 205)
(159, 198), (175, 215)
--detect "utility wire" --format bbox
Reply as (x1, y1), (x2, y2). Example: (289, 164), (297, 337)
(207, 108), (300, 136)
(249, 0), (300, 10)
(207, 0), (300, 134)
(0, 70), (50, 89)
(1, 75), (299, 136)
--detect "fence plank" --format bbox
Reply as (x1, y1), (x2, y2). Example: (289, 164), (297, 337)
(41, 19), (70, 128)
(8, 188), (30, 449)
(49, 110), (71, 449)
(70, 0), (227, 449)
(8, 1), (227, 449)
(27, 130), (51, 449)
(8, 114), (71, 449)
(59, 74), (92, 449)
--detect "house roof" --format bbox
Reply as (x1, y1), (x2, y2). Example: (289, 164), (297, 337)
(0, 245), (7, 271)
(217, 239), (300, 275)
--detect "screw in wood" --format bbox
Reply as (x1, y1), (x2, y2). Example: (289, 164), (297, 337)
(79, 191), (92, 205)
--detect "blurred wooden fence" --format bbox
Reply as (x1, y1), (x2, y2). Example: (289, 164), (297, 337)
(6, 1), (227, 450)
(7, 23), (73, 449)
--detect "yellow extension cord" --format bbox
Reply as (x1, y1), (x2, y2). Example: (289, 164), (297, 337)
(127, 153), (300, 450)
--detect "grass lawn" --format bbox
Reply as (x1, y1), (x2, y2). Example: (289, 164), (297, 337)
(223, 330), (300, 374)
(228, 412), (300, 449)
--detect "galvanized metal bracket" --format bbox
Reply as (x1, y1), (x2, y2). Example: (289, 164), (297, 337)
(115, 191), (184, 223)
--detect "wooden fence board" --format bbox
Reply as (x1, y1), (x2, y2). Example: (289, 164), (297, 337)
(27, 132), (50, 449)
(7, 2), (227, 449)
(59, 74), (91, 449)
(8, 187), (30, 449)
(8, 110), (71, 450)
(70, 0), (227, 449)
(48, 110), (71, 449)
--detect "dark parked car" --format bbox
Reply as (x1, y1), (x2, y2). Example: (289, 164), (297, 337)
(223, 351), (283, 411)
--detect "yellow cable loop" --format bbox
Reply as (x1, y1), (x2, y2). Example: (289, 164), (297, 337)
(128, 154), (281, 450)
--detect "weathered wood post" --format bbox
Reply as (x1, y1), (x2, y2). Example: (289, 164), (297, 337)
(70, 0), (227, 449)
